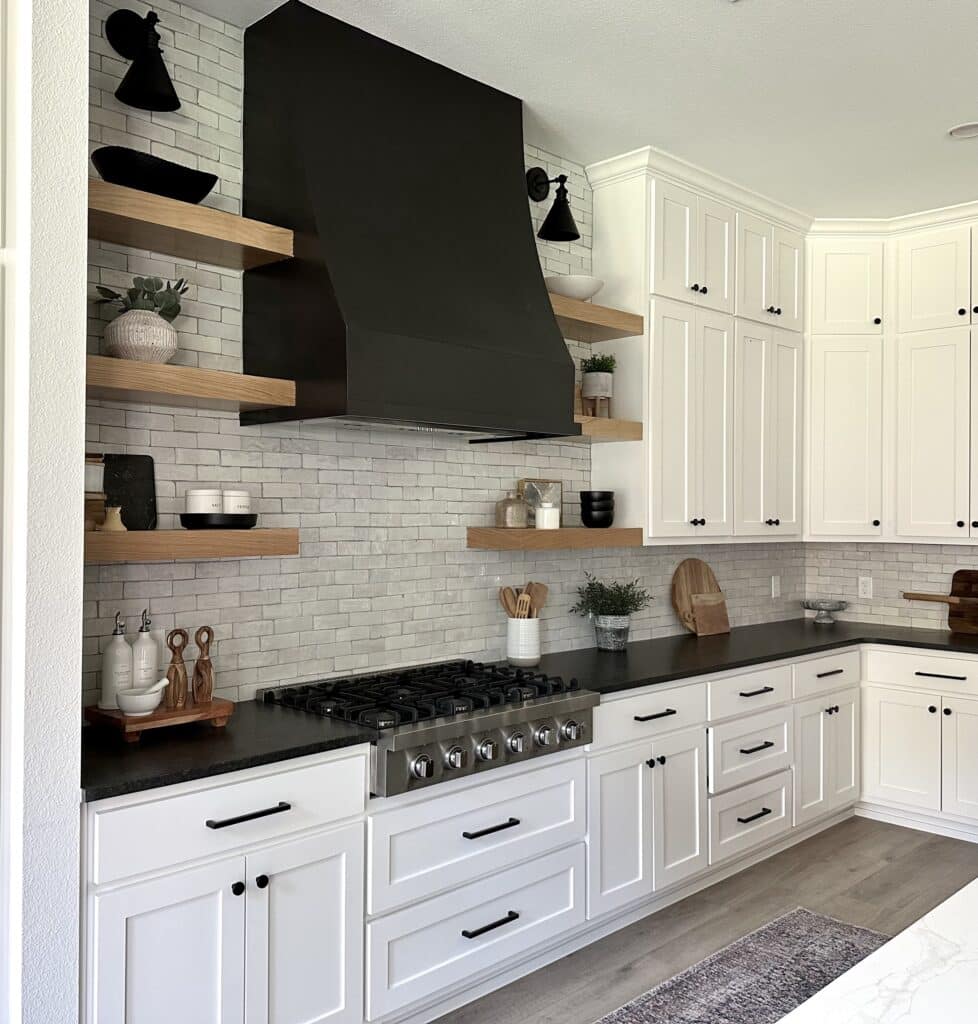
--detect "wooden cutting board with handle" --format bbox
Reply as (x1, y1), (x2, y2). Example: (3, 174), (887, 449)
(672, 558), (728, 635)
(903, 569), (978, 634)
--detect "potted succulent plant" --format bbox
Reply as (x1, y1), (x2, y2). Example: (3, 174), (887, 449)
(581, 352), (616, 402)
(96, 275), (188, 363)
(570, 572), (652, 651)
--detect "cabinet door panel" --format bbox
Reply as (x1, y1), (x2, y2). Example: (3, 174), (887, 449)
(896, 329), (970, 537)
(897, 227), (970, 333)
(734, 320), (771, 535)
(829, 688), (861, 809)
(586, 745), (653, 918)
(772, 227), (804, 332)
(793, 694), (831, 827)
(809, 337), (883, 535)
(941, 696), (978, 821)
(652, 180), (698, 303)
(650, 299), (696, 537)
(736, 211), (774, 323)
(246, 824), (363, 1024)
(694, 310), (735, 535)
(92, 858), (245, 1024)
(650, 729), (708, 892)
(697, 197), (735, 313)
(768, 330), (802, 534)
(862, 686), (941, 811)
(810, 240), (884, 334)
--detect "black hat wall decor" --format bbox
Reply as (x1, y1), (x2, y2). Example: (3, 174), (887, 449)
(105, 9), (181, 112)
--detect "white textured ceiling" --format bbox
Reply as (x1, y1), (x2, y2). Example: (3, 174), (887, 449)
(190, 0), (978, 218)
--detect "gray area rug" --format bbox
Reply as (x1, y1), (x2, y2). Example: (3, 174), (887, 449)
(594, 908), (887, 1024)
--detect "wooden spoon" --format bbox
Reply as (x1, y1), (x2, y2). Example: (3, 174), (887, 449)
(499, 587), (519, 618)
(525, 581), (549, 618)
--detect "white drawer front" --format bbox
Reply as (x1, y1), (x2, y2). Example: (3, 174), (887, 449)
(793, 651), (861, 699)
(367, 759), (584, 914)
(592, 683), (707, 750)
(366, 844), (585, 1020)
(709, 770), (792, 865)
(864, 648), (978, 695)
(708, 665), (792, 722)
(91, 750), (368, 885)
(708, 706), (792, 794)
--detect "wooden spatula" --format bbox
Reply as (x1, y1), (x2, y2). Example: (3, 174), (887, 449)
(515, 592), (532, 619)
(525, 581), (549, 618)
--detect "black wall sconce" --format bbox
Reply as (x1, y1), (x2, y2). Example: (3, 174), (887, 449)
(526, 167), (581, 242)
(105, 9), (181, 112)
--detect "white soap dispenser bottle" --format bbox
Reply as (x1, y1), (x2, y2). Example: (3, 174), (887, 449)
(99, 611), (132, 710)
(131, 609), (159, 690)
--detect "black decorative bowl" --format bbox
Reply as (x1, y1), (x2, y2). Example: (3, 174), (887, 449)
(582, 508), (615, 529)
(92, 146), (218, 204)
(580, 490), (614, 502)
(580, 499), (615, 511)
(180, 513), (257, 530)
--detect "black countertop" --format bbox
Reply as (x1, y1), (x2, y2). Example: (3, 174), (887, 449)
(82, 618), (978, 803)
(81, 701), (376, 802)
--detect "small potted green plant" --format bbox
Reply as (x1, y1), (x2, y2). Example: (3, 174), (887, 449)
(570, 572), (652, 651)
(581, 352), (616, 404)
(96, 275), (189, 364)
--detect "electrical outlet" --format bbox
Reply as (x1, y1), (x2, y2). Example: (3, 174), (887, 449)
(771, 575), (781, 599)
(858, 576), (873, 600)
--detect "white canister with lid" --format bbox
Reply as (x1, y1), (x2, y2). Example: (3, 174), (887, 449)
(186, 489), (222, 514)
(535, 502), (560, 530)
(222, 490), (252, 514)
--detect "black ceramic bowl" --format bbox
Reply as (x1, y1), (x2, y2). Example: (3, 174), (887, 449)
(580, 499), (615, 511)
(92, 146), (218, 204)
(180, 513), (257, 530)
(580, 490), (614, 503)
(581, 508), (615, 529)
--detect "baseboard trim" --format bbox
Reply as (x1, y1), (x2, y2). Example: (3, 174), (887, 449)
(855, 802), (978, 844)
(379, 806), (855, 1024)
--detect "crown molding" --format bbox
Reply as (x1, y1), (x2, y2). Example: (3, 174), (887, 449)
(586, 144), (813, 233)
(810, 197), (978, 237)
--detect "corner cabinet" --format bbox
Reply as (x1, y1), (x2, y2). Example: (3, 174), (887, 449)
(810, 239), (884, 334)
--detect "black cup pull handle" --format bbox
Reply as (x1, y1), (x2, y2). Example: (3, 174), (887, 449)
(737, 807), (772, 825)
(463, 817), (521, 840)
(739, 685), (775, 698)
(634, 709), (678, 722)
(462, 910), (520, 940)
(739, 740), (775, 755)
(206, 801), (292, 830)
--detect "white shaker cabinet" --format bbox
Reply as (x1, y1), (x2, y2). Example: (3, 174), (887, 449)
(895, 328), (971, 538)
(734, 323), (802, 536)
(793, 688), (860, 827)
(941, 696), (978, 821)
(772, 227), (804, 332)
(809, 336), (883, 535)
(810, 239), (884, 334)
(897, 226), (971, 333)
(736, 213), (803, 331)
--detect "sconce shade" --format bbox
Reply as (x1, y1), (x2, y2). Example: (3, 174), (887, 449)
(537, 179), (580, 242)
(107, 9), (181, 112)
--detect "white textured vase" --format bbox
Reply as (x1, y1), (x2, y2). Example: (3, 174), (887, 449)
(104, 309), (178, 364)
(582, 371), (613, 399)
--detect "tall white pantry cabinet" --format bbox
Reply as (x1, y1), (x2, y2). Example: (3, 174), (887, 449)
(586, 147), (808, 545)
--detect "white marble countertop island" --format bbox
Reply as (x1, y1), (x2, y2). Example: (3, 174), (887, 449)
(782, 878), (978, 1022)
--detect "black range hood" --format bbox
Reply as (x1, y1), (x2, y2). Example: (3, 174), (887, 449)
(241, 1), (580, 441)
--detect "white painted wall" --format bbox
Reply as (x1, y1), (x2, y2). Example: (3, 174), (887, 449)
(1, 0), (88, 1019)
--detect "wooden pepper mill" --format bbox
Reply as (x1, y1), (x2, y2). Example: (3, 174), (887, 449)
(164, 628), (189, 710)
(192, 625), (215, 705)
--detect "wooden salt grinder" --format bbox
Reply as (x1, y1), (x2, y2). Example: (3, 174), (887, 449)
(192, 626), (215, 705)
(164, 628), (189, 710)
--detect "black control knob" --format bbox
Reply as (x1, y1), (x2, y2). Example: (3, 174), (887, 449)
(231, 881), (245, 896)
(411, 754), (434, 779)
(256, 874), (269, 889)
(873, 317), (882, 325)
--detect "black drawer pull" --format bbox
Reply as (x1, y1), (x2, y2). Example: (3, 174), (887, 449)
(463, 817), (521, 840)
(737, 807), (772, 825)
(915, 671), (967, 681)
(206, 801), (291, 830)
(740, 740), (775, 755)
(634, 708), (678, 722)
(462, 910), (520, 939)
(815, 668), (844, 679)
(739, 685), (775, 698)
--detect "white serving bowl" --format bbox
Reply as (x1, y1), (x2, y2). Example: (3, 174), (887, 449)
(116, 687), (164, 717)
(544, 275), (604, 301)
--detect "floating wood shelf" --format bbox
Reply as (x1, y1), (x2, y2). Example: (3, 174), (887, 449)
(85, 529), (299, 564)
(467, 527), (644, 551)
(571, 415), (643, 442)
(86, 355), (296, 411)
(88, 180), (293, 270)
(549, 293), (644, 342)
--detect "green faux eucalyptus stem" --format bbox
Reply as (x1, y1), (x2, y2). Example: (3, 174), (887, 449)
(96, 275), (189, 323)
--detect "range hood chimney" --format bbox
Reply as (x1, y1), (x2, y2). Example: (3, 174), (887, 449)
(241, 1), (580, 441)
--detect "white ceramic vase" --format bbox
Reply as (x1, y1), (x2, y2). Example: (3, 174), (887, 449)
(582, 371), (613, 399)
(104, 309), (178, 363)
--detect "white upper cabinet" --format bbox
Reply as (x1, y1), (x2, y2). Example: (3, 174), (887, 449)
(772, 227), (804, 332)
(736, 214), (803, 331)
(896, 328), (971, 538)
(652, 181), (734, 313)
(897, 226), (971, 333)
(810, 239), (884, 334)
(809, 337), (883, 535)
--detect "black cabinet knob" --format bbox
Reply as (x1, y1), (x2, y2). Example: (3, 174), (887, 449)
(872, 519), (881, 526)
(958, 521), (966, 527)
(766, 306), (777, 314)
(929, 705), (937, 713)
(765, 518), (775, 526)
(972, 521), (978, 529)
(700, 286), (709, 295)
(231, 881), (246, 896)
(973, 306), (978, 314)
(959, 308), (968, 316)
(691, 283), (701, 292)
(773, 518), (780, 526)
(256, 874), (270, 889)
(775, 307), (783, 315)
(944, 707), (952, 716)
(657, 755), (667, 765)
(873, 317), (882, 325)
(646, 758), (657, 768)
(825, 707), (834, 715)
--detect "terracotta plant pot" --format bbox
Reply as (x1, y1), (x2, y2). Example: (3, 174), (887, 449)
(104, 309), (178, 363)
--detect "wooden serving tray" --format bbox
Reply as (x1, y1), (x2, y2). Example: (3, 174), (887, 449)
(903, 569), (978, 634)
(85, 698), (234, 743)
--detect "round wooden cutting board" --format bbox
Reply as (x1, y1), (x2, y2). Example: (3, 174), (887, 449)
(671, 557), (722, 633)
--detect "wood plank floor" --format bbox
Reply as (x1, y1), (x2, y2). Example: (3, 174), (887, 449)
(439, 817), (978, 1024)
